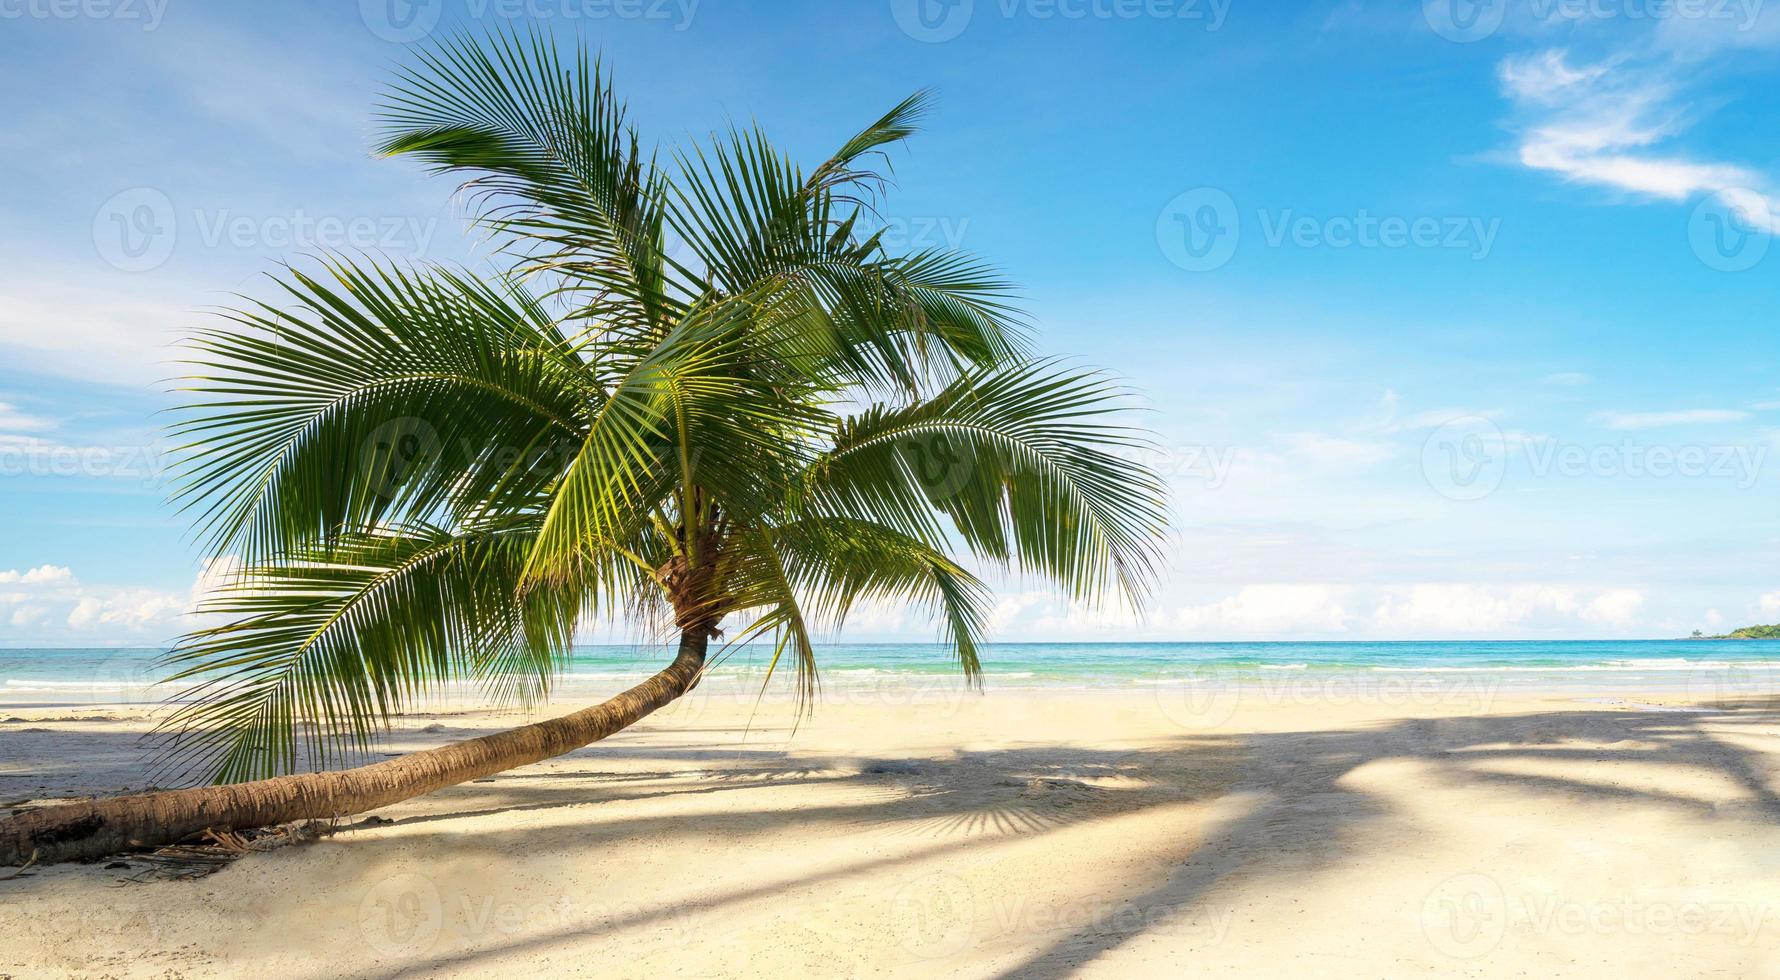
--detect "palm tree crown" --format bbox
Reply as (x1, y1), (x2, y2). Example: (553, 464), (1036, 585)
(159, 32), (1169, 784)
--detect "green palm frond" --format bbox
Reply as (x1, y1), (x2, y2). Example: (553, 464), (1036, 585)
(171, 257), (594, 564)
(155, 523), (579, 783)
(376, 30), (682, 327)
(159, 31), (1170, 783)
(799, 360), (1168, 603)
(769, 516), (989, 681)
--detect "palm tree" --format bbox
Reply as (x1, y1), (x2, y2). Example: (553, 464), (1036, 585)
(0, 33), (1166, 867)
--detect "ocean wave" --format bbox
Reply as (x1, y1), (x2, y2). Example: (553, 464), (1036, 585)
(1368, 661), (1777, 673)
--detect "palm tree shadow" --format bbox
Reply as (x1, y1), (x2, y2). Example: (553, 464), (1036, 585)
(988, 698), (1780, 979)
(14, 699), (1778, 978)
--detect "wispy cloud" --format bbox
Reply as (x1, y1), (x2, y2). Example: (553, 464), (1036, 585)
(0, 401), (53, 432)
(1274, 432), (1397, 468)
(0, 271), (193, 386)
(1591, 408), (1750, 429)
(1497, 44), (1780, 232)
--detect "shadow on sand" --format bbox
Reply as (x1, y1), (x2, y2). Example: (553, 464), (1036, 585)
(6, 696), (1780, 977)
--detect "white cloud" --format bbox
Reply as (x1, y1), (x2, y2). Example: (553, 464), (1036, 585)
(0, 565), (75, 585)
(1370, 584), (1647, 635)
(65, 596), (105, 631)
(0, 276), (190, 386)
(0, 563), (202, 643)
(1591, 408), (1750, 429)
(1173, 585), (1353, 635)
(9, 606), (47, 628)
(1581, 588), (1645, 626)
(65, 590), (186, 633)
(1758, 590), (1780, 619)
(1498, 47), (1780, 233)
(0, 401), (52, 432)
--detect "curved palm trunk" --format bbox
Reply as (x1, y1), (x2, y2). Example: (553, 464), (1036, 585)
(0, 631), (708, 867)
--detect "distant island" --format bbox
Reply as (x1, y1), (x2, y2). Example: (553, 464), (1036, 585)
(1688, 624), (1780, 639)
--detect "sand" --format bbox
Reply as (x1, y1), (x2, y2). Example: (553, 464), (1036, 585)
(2, 679), (1778, 978)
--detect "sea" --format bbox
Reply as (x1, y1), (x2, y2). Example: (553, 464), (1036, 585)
(2, 640), (1777, 709)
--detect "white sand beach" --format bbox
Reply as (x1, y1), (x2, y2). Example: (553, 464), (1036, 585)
(3, 683), (1777, 978)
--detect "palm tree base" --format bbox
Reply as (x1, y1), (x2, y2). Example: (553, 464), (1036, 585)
(0, 633), (707, 868)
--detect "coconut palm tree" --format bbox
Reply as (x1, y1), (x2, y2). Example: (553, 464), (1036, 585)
(0, 33), (1166, 867)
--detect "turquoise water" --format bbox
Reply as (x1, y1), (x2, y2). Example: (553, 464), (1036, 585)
(3, 640), (1778, 706)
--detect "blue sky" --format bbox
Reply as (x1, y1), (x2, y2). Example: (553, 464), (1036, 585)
(3, 0), (1780, 644)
